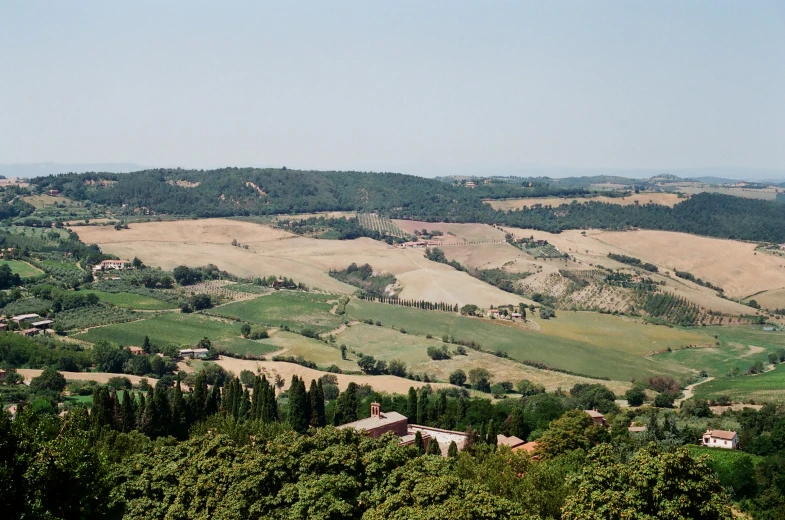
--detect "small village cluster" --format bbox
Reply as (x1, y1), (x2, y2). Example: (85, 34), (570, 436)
(338, 403), (739, 454)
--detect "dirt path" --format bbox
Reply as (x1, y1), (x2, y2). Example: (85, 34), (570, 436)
(675, 377), (715, 406)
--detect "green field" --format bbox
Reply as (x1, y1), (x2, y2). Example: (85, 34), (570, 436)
(211, 291), (343, 333)
(40, 259), (83, 272)
(257, 330), (356, 371)
(345, 300), (705, 381)
(76, 313), (277, 357)
(82, 290), (178, 310)
(692, 364), (785, 403)
(0, 260), (44, 277)
(338, 323), (441, 366)
(652, 326), (785, 378)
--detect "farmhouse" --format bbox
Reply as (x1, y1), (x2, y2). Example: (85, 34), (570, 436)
(0, 323), (7, 331)
(511, 312), (522, 319)
(48, 189), (60, 196)
(94, 259), (133, 271)
(585, 409), (608, 427)
(179, 348), (209, 359)
(518, 441), (539, 455)
(702, 429), (738, 449)
(16, 328), (39, 337)
(127, 346), (145, 355)
(465, 181), (477, 188)
(628, 423), (647, 433)
(338, 402), (469, 455)
(487, 309), (500, 318)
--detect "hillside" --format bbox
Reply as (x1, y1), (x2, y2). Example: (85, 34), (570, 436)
(30, 168), (785, 242)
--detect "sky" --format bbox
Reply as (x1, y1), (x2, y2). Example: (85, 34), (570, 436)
(1, 1), (784, 178)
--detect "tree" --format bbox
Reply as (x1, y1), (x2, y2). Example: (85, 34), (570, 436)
(486, 419), (497, 445)
(406, 387), (417, 420)
(29, 368), (66, 394)
(536, 410), (609, 459)
(426, 437), (441, 455)
(414, 431), (425, 454)
(142, 335), (152, 354)
(387, 359), (407, 377)
(190, 371), (208, 423)
(624, 386), (646, 407)
(468, 367), (492, 392)
(288, 376), (309, 433)
(449, 369), (467, 387)
(460, 304), (478, 315)
(447, 441), (459, 457)
(333, 382), (357, 426)
(508, 407), (529, 440)
(240, 323), (251, 337)
(309, 379), (326, 428)
(340, 344), (347, 360)
(239, 370), (256, 386)
(170, 378), (188, 440)
(654, 392), (677, 408)
(562, 444), (733, 519)
(417, 388), (428, 425)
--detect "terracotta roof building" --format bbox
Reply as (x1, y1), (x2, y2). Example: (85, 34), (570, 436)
(702, 429), (738, 449)
(337, 402), (408, 438)
(584, 409), (608, 427)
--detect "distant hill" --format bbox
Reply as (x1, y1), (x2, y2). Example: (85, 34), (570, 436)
(0, 162), (146, 178)
(27, 167), (785, 242)
(688, 176), (742, 185)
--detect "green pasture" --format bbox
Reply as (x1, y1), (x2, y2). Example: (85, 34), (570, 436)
(81, 290), (178, 310)
(40, 259), (83, 272)
(345, 300), (702, 381)
(692, 364), (785, 403)
(338, 323), (442, 366)
(211, 291), (343, 333)
(0, 260), (44, 277)
(76, 313), (276, 356)
(652, 326), (785, 378)
(257, 330), (356, 371)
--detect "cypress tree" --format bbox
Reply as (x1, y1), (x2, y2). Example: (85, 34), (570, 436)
(171, 378), (188, 440)
(457, 396), (466, 421)
(414, 431), (425, 454)
(239, 388), (251, 421)
(487, 419), (497, 446)
(288, 376), (309, 433)
(417, 388), (428, 425)
(437, 392), (447, 418)
(120, 390), (135, 433)
(264, 378), (278, 423)
(206, 382), (220, 417)
(406, 387), (417, 420)
(190, 371), (208, 423)
(309, 380), (323, 427)
(142, 335), (152, 354)
(251, 376), (262, 420)
(426, 437), (441, 455)
(137, 392), (148, 433)
(333, 382), (357, 426)
(447, 440), (458, 457)
(315, 379), (326, 427)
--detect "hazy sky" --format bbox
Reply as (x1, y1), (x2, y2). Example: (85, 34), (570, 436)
(2, 1), (784, 177)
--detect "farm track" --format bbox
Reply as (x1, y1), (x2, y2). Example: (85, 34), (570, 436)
(675, 377), (715, 406)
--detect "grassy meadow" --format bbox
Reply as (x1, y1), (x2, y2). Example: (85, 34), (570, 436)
(0, 260), (44, 277)
(211, 291), (343, 333)
(77, 313), (276, 357)
(256, 330), (357, 371)
(652, 326), (785, 378)
(344, 300), (706, 381)
(82, 290), (178, 310)
(692, 364), (785, 403)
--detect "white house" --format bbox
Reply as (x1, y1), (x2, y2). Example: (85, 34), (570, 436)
(702, 429), (738, 449)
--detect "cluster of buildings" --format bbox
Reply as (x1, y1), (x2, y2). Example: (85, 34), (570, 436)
(3, 314), (54, 337)
(92, 259), (133, 273)
(338, 405), (740, 455)
(400, 240), (441, 249)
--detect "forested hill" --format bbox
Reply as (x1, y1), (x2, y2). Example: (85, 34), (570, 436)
(31, 168), (785, 242)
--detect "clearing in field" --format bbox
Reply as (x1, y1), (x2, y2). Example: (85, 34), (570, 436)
(0, 260), (44, 277)
(392, 220), (507, 243)
(345, 299), (707, 381)
(336, 322), (631, 394)
(256, 330), (357, 372)
(74, 218), (527, 307)
(676, 185), (779, 200)
(486, 192), (684, 211)
(81, 290), (178, 310)
(652, 326), (785, 378)
(210, 291), (344, 334)
(76, 312), (276, 356)
(692, 364), (785, 403)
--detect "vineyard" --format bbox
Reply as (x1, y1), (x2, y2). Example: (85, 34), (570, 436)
(179, 280), (258, 302)
(356, 213), (409, 238)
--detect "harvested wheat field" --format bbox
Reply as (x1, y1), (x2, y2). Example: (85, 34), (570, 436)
(75, 218), (525, 307)
(17, 369), (157, 386)
(487, 192), (684, 211)
(210, 356), (452, 394)
(73, 218), (295, 245)
(751, 288), (785, 311)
